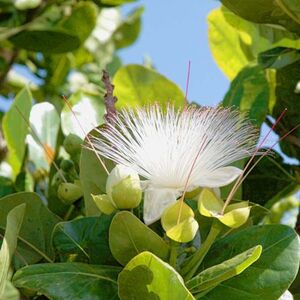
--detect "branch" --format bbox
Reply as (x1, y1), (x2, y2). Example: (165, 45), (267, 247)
(101, 70), (118, 125)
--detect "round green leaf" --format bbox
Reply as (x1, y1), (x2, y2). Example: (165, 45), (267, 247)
(200, 225), (300, 300)
(113, 64), (185, 108)
(109, 211), (169, 266)
(118, 251), (194, 300)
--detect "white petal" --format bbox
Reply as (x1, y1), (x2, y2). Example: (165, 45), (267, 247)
(197, 166), (242, 188)
(143, 188), (180, 225)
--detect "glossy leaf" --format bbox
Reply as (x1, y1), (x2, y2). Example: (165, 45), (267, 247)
(0, 192), (60, 267)
(2, 87), (32, 176)
(118, 251), (194, 300)
(223, 66), (269, 126)
(113, 64), (185, 108)
(52, 215), (117, 265)
(200, 225), (300, 300)
(109, 211), (169, 266)
(186, 245), (262, 293)
(0, 204), (26, 297)
(13, 263), (121, 300)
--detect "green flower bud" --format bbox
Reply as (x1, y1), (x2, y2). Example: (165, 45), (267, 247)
(57, 181), (83, 205)
(14, 0), (41, 10)
(63, 134), (83, 156)
(106, 164), (142, 209)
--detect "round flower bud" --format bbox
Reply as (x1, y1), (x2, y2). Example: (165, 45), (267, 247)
(106, 164), (142, 209)
(63, 134), (83, 156)
(58, 181), (83, 205)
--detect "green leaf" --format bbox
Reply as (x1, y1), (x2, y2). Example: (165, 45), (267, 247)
(0, 192), (60, 267)
(258, 47), (300, 69)
(208, 7), (300, 79)
(60, 2), (98, 43)
(271, 60), (300, 159)
(109, 211), (169, 266)
(223, 66), (269, 126)
(52, 215), (117, 265)
(113, 6), (144, 49)
(221, 0), (300, 34)
(113, 64), (185, 108)
(0, 204), (26, 297)
(94, 0), (136, 6)
(2, 87), (32, 176)
(186, 245), (262, 293)
(61, 91), (105, 139)
(118, 251), (194, 300)
(80, 129), (114, 216)
(242, 152), (298, 207)
(27, 102), (60, 171)
(9, 28), (80, 54)
(200, 225), (300, 300)
(13, 263), (121, 300)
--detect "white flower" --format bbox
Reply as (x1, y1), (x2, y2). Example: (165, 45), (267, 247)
(92, 105), (257, 225)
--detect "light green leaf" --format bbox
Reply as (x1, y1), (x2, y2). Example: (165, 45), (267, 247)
(109, 211), (169, 266)
(60, 2), (98, 43)
(113, 64), (185, 108)
(27, 102), (60, 171)
(186, 245), (262, 293)
(208, 7), (300, 79)
(0, 192), (60, 267)
(223, 66), (269, 126)
(2, 87), (32, 177)
(80, 129), (114, 216)
(13, 263), (121, 300)
(0, 204), (26, 297)
(118, 251), (194, 300)
(200, 225), (300, 300)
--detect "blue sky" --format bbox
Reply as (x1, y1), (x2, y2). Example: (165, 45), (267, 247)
(120, 0), (228, 106)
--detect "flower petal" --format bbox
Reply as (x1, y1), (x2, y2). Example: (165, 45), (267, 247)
(143, 188), (180, 225)
(197, 166), (242, 188)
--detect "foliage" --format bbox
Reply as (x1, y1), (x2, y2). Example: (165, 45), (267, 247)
(0, 0), (299, 299)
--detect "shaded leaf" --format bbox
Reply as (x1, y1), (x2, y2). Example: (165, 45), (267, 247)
(13, 263), (121, 300)
(0, 192), (60, 267)
(221, 0), (300, 34)
(223, 66), (269, 126)
(52, 215), (117, 265)
(0, 204), (26, 297)
(118, 251), (194, 300)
